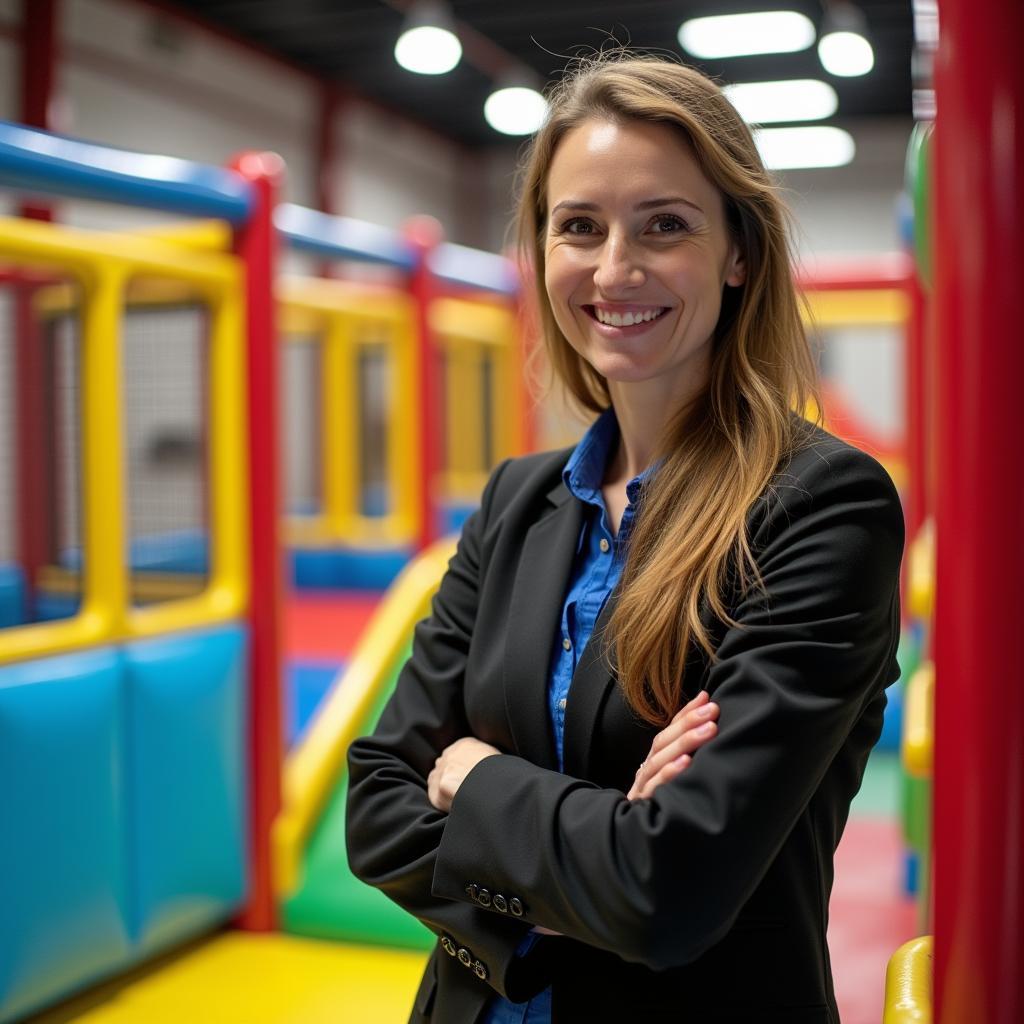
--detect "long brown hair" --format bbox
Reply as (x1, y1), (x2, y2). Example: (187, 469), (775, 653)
(517, 53), (821, 725)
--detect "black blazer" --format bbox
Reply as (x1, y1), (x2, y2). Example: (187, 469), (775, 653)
(347, 419), (904, 1024)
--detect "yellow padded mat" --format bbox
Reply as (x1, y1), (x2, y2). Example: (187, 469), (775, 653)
(27, 933), (428, 1024)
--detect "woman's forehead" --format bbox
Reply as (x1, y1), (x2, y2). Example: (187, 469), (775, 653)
(545, 118), (720, 214)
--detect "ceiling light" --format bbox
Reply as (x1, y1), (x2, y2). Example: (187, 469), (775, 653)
(753, 126), (855, 169)
(678, 11), (816, 59)
(723, 80), (838, 124)
(818, 2), (875, 77)
(394, 1), (461, 75)
(484, 87), (547, 136)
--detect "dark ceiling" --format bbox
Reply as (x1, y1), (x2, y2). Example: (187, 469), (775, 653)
(160, 0), (913, 148)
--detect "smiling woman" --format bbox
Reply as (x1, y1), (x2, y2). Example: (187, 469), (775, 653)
(347, 51), (904, 1024)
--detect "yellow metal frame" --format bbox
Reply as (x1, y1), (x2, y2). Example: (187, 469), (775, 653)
(279, 276), (419, 547)
(883, 935), (933, 1023)
(273, 537), (457, 896)
(903, 660), (935, 780)
(431, 296), (524, 501)
(802, 288), (908, 327)
(0, 216), (249, 666)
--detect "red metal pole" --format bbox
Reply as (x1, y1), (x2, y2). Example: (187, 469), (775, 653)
(230, 150), (285, 932)
(932, 1), (1024, 1021)
(404, 215), (444, 551)
(19, 0), (57, 221)
(14, 0), (58, 609)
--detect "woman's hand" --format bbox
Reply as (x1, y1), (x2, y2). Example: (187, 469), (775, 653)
(427, 737), (502, 813)
(627, 690), (720, 801)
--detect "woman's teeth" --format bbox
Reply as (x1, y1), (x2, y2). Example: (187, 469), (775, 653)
(593, 307), (666, 327)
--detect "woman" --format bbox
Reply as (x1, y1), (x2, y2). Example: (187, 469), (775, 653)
(347, 54), (903, 1023)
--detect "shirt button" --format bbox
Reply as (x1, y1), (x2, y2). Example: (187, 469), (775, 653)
(599, 538), (610, 553)
(562, 637), (572, 651)
(558, 698), (566, 710)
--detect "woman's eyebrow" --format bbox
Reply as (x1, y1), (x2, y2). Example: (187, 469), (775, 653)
(636, 196), (705, 215)
(550, 197), (705, 216)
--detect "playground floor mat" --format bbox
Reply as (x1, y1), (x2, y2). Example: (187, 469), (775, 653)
(25, 933), (427, 1024)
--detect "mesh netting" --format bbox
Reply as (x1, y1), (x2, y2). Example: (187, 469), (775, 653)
(282, 337), (323, 517)
(122, 293), (209, 604)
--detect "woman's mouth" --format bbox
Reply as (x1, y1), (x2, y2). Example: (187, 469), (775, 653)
(582, 304), (670, 332)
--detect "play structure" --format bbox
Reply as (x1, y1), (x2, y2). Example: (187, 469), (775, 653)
(0, 123), (531, 1021)
(2, 0), (1021, 1016)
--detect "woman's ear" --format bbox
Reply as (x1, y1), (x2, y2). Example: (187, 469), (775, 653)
(725, 244), (746, 288)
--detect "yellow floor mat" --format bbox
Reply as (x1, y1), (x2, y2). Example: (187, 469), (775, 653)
(27, 932), (428, 1024)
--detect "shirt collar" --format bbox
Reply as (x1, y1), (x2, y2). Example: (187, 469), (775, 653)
(562, 407), (657, 510)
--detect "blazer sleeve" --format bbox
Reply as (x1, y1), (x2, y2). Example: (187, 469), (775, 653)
(430, 441), (905, 971)
(346, 458), (554, 1002)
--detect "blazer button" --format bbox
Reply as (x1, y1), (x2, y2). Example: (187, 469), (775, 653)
(465, 883), (479, 901)
(509, 897), (524, 916)
(493, 894), (508, 913)
(457, 947), (472, 967)
(477, 888), (492, 908)
(441, 936), (457, 957)
(473, 960), (489, 981)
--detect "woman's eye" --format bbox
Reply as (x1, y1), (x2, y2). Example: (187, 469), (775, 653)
(560, 218), (596, 236)
(650, 214), (689, 234)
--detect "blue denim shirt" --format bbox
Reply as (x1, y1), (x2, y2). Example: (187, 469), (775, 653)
(481, 407), (653, 1024)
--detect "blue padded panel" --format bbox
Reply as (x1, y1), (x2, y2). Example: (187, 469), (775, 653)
(0, 648), (130, 1024)
(60, 530), (209, 575)
(0, 564), (26, 628)
(286, 659), (345, 747)
(123, 625), (247, 955)
(33, 592), (80, 622)
(291, 546), (411, 590)
(437, 502), (474, 537)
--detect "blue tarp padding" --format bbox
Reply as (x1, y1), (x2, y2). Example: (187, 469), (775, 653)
(438, 502), (475, 538)
(286, 659), (346, 747)
(429, 240), (519, 296)
(0, 564), (25, 628)
(0, 624), (247, 1023)
(0, 121), (253, 222)
(276, 203), (416, 270)
(60, 530), (209, 575)
(292, 546), (412, 591)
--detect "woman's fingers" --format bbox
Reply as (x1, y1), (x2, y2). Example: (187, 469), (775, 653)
(649, 697), (719, 759)
(626, 700), (720, 800)
(638, 754), (692, 800)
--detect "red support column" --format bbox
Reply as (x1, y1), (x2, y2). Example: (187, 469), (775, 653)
(15, 0), (59, 605)
(932, 1), (1024, 1021)
(230, 151), (286, 932)
(404, 215), (444, 551)
(19, 0), (58, 221)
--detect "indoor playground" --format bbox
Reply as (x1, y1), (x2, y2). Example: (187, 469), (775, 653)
(0, 1), (1019, 1022)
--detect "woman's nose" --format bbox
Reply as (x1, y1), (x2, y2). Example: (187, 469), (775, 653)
(593, 235), (645, 293)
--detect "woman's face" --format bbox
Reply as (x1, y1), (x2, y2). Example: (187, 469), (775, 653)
(543, 118), (745, 403)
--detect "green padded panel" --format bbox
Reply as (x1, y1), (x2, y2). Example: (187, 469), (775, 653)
(283, 642), (433, 950)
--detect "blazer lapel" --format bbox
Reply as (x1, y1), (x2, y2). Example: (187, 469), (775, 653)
(503, 480), (581, 772)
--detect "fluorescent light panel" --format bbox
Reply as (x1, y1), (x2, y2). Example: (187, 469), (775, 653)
(818, 31), (875, 76)
(723, 80), (838, 124)
(679, 11), (816, 58)
(394, 25), (461, 75)
(754, 126), (855, 169)
(484, 87), (547, 136)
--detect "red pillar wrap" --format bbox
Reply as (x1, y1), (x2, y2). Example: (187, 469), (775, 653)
(230, 151), (286, 931)
(932, 1), (1024, 1020)
(404, 215), (444, 551)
